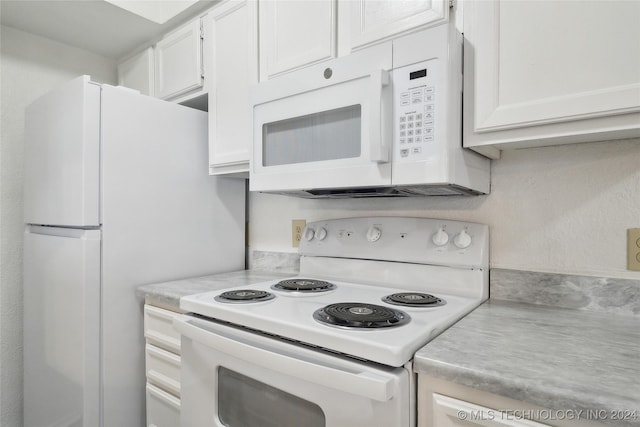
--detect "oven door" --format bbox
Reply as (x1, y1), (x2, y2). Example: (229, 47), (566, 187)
(174, 315), (412, 427)
(250, 43), (393, 194)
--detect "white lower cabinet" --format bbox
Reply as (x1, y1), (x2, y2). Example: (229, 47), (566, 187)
(432, 394), (549, 427)
(418, 375), (607, 427)
(143, 304), (182, 427)
(145, 344), (181, 397)
(146, 384), (181, 427)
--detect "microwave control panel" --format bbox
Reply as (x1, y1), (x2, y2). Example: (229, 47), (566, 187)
(393, 59), (439, 162)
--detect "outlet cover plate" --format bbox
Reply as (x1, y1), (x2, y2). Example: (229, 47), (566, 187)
(292, 219), (306, 248)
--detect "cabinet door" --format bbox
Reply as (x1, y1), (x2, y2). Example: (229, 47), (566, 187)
(207, 0), (258, 175)
(464, 0), (640, 158)
(118, 47), (154, 96)
(432, 394), (549, 427)
(339, 0), (448, 54)
(146, 384), (180, 427)
(155, 20), (203, 100)
(144, 305), (182, 354)
(259, 0), (336, 80)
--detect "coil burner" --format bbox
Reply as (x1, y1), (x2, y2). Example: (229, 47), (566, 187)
(214, 290), (275, 303)
(382, 292), (445, 307)
(272, 278), (337, 293)
(313, 302), (410, 329)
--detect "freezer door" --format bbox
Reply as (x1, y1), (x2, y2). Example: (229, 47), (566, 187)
(24, 75), (101, 227)
(23, 226), (101, 427)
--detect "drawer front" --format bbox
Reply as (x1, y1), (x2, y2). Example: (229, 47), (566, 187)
(146, 383), (180, 427)
(146, 344), (181, 397)
(144, 305), (181, 354)
(432, 393), (550, 427)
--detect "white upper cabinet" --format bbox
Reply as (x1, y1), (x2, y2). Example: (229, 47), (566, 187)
(463, 0), (640, 159)
(117, 47), (154, 96)
(207, 0), (258, 176)
(155, 20), (204, 100)
(258, 0), (451, 80)
(258, 0), (336, 80)
(338, 0), (448, 55)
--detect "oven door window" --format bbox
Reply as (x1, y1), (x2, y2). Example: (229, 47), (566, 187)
(262, 105), (361, 167)
(218, 367), (325, 427)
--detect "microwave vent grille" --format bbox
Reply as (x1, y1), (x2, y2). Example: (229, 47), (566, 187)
(263, 185), (484, 199)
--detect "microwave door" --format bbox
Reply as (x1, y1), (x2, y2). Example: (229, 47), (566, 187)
(251, 45), (393, 193)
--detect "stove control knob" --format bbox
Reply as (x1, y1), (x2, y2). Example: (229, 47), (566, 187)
(304, 227), (315, 241)
(315, 227), (327, 241)
(432, 227), (449, 246)
(453, 229), (472, 249)
(366, 226), (382, 242)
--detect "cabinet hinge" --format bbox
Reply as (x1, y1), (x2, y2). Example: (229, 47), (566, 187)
(449, 0), (454, 8)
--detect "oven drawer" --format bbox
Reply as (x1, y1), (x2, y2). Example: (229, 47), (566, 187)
(144, 305), (181, 354)
(145, 344), (181, 397)
(146, 383), (180, 427)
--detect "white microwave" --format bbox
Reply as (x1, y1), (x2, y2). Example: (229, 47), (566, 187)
(250, 24), (490, 198)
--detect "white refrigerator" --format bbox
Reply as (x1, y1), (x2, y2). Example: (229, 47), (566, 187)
(23, 76), (245, 427)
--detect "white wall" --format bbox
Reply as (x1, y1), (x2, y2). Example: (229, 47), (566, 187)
(250, 138), (640, 280)
(0, 25), (116, 426)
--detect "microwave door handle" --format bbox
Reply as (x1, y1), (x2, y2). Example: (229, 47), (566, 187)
(369, 69), (391, 163)
(174, 316), (397, 402)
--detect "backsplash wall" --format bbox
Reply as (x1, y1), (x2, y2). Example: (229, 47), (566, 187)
(249, 138), (640, 280)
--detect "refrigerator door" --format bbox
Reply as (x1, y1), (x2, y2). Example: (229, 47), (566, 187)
(99, 84), (245, 427)
(23, 226), (101, 427)
(24, 75), (101, 227)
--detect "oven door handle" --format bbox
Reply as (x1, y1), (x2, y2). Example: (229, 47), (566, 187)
(174, 316), (398, 402)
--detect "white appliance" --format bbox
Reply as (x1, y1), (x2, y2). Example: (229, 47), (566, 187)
(176, 216), (489, 426)
(23, 76), (245, 427)
(250, 23), (490, 198)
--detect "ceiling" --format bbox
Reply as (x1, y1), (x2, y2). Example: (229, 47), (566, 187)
(0, 0), (216, 59)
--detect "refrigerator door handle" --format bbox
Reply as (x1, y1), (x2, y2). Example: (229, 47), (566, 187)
(26, 225), (101, 239)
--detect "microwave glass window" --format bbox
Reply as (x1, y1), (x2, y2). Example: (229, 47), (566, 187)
(262, 105), (361, 166)
(218, 367), (326, 427)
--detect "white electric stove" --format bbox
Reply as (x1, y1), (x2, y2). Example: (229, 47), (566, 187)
(176, 217), (489, 427)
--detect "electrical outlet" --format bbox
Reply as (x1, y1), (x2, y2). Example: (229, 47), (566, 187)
(628, 228), (640, 271)
(292, 219), (306, 248)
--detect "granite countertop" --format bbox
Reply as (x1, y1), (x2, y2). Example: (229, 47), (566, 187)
(414, 299), (640, 427)
(136, 270), (292, 311)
